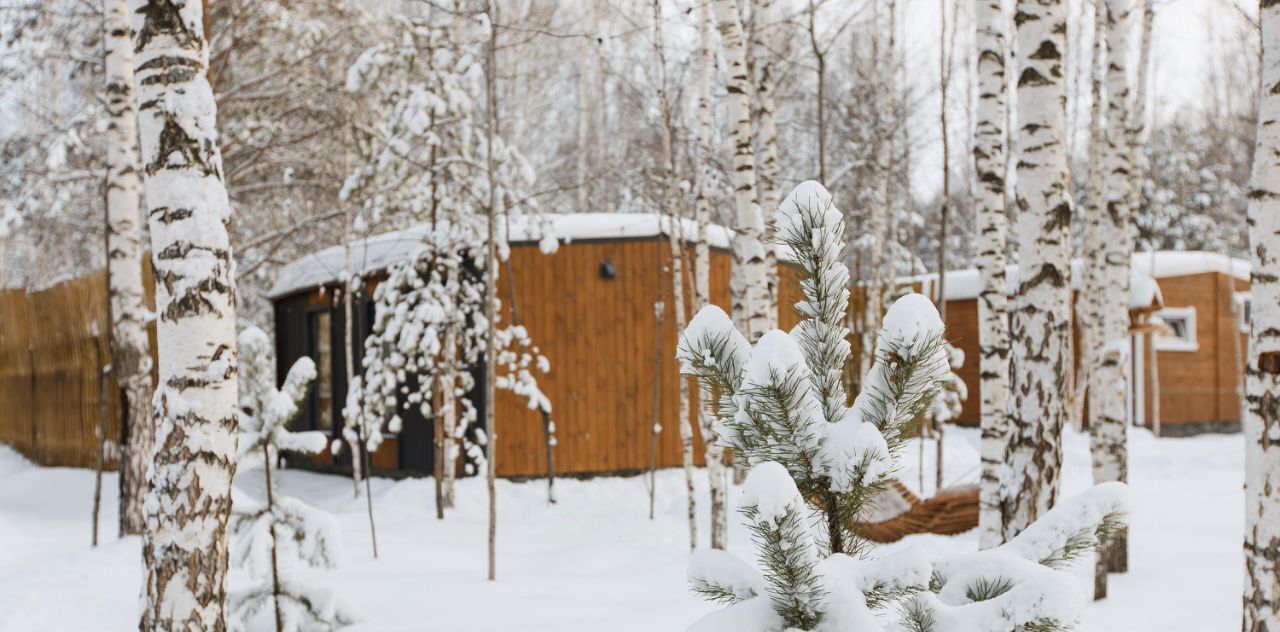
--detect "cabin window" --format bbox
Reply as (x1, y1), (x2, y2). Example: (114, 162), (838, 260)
(309, 310), (334, 430)
(1235, 292), (1252, 333)
(1155, 306), (1198, 352)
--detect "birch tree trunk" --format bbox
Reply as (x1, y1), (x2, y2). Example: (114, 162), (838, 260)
(864, 4), (891, 379)
(652, 0), (697, 550)
(1003, 0), (1072, 541)
(131, 0), (240, 628)
(1091, 0), (1135, 594)
(695, 0), (728, 550)
(1081, 0), (1106, 458)
(1243, 5), (1280, 628)
(973, 0), (1011, 551)
(342, 214), (363, 498)
(1127, 0), (1153, 215)
(441, 293), (459, 509)
(715, 0), (769, 344)
(484, 0), (499, 582)
(751, 0), (781, 321)
(575, 0), (598, 212)
(103, 0), (155, 538)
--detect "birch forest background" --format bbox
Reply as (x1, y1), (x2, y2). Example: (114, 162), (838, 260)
(0, 0), (1277, 631)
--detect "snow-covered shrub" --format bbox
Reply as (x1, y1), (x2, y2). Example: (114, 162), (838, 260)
(678, 182), (1126, 632)
(350, 219), (552, 478)
(230, 327), (358, 631)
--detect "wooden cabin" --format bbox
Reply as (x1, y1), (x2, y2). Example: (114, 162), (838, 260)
(907, 251), (1248, 436)
(267, 213), (732, 479)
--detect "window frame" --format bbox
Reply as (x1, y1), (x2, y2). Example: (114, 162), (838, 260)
(1234, 291), (1251, 334)
(307, 307), (335, 433)
(1155, 305), (1199, 352)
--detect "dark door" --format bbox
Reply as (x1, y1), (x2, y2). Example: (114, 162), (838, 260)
(397, 372), (435, 474)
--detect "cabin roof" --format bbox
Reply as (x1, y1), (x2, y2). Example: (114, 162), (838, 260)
(1130, 250), (1250, 282)
(900, 251), (1250, 309)
(268, 212), (733, 299)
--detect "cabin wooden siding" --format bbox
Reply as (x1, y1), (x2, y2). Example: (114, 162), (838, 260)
(925, 271), (1248, 431)
(274, 237), (731, 479)
(778, 265), (1250, 433)
(1132, 271), (1248, 430)
(491, 238), (730, 477)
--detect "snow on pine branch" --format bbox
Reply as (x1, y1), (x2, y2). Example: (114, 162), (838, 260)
(679, 181), (1129, 632)
(231, 327), (356, 631)
(237, 327), (327, 467)
(774, 180), (851, 425)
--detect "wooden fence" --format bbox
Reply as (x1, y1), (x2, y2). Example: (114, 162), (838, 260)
(0, 265), (155, 468)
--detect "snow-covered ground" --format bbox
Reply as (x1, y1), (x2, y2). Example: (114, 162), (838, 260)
(0, 426), (1242, 631)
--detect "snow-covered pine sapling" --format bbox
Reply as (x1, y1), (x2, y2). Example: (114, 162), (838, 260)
(230, 327), (357, 632)
(679, 182), (1128, 632)
(681, 182), (950, 557)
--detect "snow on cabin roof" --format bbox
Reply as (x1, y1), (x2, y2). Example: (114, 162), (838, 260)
(1130, 250), (1250, 282)
(903, 259), (1160, 309)
(267, 212), (733, 299)
(900, 251), (1250, 309)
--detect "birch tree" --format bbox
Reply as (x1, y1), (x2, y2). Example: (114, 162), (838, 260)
(1004, 0), (1072, 541)
(101, 0), (154, 537)
(751, 0), (782, 319)
(484, 0), (499, 582)
(651, 0), (697, 550)
(714, 0), (770, 343)
(130, 0), (241, 628)
(694, 0), (729, 550)
(1089, 0), (1135, 598)
(972, 0), (1010, 550)
(1243, 4), (1280, 628)
(1081, 0), (1107, 446)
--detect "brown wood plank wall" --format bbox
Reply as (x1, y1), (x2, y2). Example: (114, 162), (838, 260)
(0, 263), (157, 468)
(492, 239), (730, 478)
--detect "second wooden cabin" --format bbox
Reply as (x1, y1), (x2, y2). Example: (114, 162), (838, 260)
(903, 251), (1249, 436)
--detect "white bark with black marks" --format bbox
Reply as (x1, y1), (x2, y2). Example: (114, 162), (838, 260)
(103, 0), (154, 538)
(1090, 0), (1134, 594)
(652, 0), (697, 550)
(751, 0), (782, 320)
(714, 0), (770, 344)
(131, 0), (240, 628)
(1004, 0), (1072, 541)
(1244, 3), (1280, 628)
(973, 0), (1010, 551)
(694, 0), (728, 550)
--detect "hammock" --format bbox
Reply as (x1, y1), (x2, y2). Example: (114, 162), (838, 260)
(854, 479), (980, 543)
